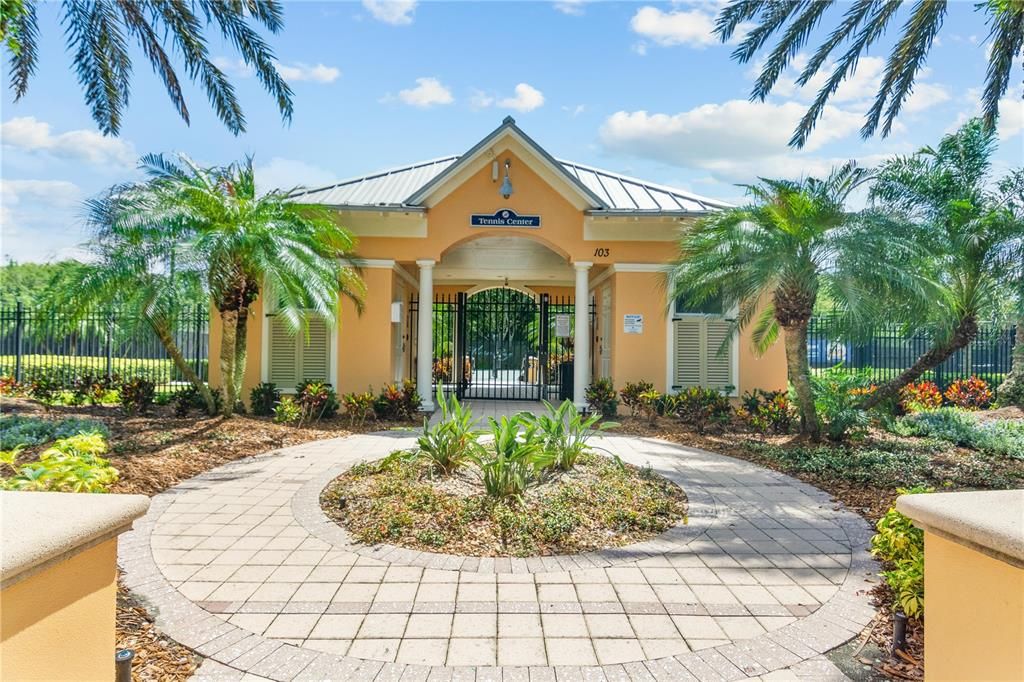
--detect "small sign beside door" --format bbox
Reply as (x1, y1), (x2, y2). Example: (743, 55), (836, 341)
(554, 314), (571, 338)
(623, 314), (644, 334)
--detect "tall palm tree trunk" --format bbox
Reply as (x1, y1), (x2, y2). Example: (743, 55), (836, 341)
(997, 317), (1024, 405)
(862, 314), (979, 409)
(219, 309), (239, 416)
(233, 307), (249, 411)
(783, 321), (820, 441)
(151, 320), (216, 413)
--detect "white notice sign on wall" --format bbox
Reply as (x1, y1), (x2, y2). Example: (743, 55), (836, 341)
(554, 314), (571, 338)
(623, 314), (643, 334)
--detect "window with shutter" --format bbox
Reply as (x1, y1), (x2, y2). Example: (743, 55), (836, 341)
(672, 316), (734, 392)
(267, 314), (331, 391)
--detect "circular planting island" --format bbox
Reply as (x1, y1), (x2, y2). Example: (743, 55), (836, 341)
(320, 452), (688, 557)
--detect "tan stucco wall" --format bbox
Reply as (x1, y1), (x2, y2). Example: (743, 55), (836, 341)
(737, 328), (787, 396)
(0, 539), (117, 681)
(922, 532), (1024, 680)
(337, 266), (395, 395)
(608, 271), (669, 392)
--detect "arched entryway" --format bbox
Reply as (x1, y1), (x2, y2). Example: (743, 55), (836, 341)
(410, 235), (594, 404)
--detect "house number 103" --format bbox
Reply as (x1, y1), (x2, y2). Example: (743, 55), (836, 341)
(593, 247), (610, 257)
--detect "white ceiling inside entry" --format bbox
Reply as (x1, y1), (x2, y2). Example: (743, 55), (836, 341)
(435, 237), (571, 283)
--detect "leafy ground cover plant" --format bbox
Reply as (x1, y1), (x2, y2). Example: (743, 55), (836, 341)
(584, 378), (618, 417)
(342, 390), (377, 427)
(321, 449), (687, 557)
(0, 414), (109, 449)
(525, 399), (618, 471)
(119, 377), (156, 415)
(871, 487), (930, 618)
(620, 381), (654, 416)
(811, 368), (875, 441)
(273, 395), (302, 424)
(673, 386), (732, 434)
(249, 382), (281, 417)
(478, 415), (551, 499)
(899, 381), (943, 414)
(943, 376), (994, 410)
(0, 431), (118, 493)
(892, 409), (1024, 459)
(413, 388), (482, 474)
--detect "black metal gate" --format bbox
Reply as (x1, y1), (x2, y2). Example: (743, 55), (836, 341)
(409, 289), (594, 402)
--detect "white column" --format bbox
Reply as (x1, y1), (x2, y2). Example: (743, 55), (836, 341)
(416, 259), (435, 411)
(573, 261), (592, 411)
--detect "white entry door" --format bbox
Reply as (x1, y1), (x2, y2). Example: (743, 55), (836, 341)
(600, 286), (612, 378)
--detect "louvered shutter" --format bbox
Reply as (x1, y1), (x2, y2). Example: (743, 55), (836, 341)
(673, 317), (734, 390)
(705, 318), (734, 390)
(268, 317), (299, 388)
(673, 319), (702, 387)
(299, 317), (330, 382)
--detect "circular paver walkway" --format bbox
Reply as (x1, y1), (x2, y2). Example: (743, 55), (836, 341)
(119, 432), (878, 681)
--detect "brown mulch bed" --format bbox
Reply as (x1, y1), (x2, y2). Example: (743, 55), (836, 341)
(116, 581), (199, 681)
(2, 396), (415, 679)
(321, 452), (688, 557)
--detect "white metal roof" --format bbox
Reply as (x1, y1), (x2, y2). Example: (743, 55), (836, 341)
(288, 154), (729, 214)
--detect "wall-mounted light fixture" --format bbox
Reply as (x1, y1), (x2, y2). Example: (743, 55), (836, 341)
(499, 159), (513, 199)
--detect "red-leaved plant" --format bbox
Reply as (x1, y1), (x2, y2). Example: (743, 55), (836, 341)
(899, 381), (943, 413)
(943, 376), (993, 410)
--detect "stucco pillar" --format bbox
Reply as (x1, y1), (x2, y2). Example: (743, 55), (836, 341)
(573, 261), (592, 411)
(416, 260), (435, 411)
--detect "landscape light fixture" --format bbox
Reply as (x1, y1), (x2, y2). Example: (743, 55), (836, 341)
(499, 159), (513, 199)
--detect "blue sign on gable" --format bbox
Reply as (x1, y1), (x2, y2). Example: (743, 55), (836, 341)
(470, 208), (541, 228)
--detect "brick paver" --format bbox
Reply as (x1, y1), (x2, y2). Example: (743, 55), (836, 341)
(119, 426), (876, 681)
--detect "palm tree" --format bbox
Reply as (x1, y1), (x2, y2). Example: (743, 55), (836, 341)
(668, 163), (914, 440)
(79, 153), (365, 415)
(3, 0), (292, 136)
(862, 121), (1024, 408)
(716, 0), (1023, 147)
(51, 208), (218, 412)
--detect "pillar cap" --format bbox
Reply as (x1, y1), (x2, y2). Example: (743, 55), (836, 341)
(573, 261), (594, 270)
(415, 259), (436, 268)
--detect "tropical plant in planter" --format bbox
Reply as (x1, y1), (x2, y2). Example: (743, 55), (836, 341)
(584, 378), (618, 417)
(413, 387), (483, 475)
(524, 399), (618, 472)
(477, 415), (552, 499)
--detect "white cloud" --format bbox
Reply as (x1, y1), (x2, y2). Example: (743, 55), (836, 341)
(563, 104), (586, 117)
(498, 83), (545, 112)
(275, 62), (341, 83)
(553, 0), (587, 16)
(599, 100), (865, 184)
(363, 0), (417, 25)
(397, 77), (454, 108)
(0, 117), (135, 167)
(947, 86), (1023, 140)
(254, 158), (338, 196)
(903, 82), (952, 114)
(0, 179), (88, 263)
(214, 57), (340, 84)
(469, 90), (495, 110)
(630, 6), (718, 49)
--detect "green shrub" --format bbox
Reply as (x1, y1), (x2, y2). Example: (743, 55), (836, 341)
(743, 389), (795, 434)
(525, 399), (617, 471)
(892, 408), (1023, 459)
(871, 487), (931, 618)
(296, 380), (339, 422)
(413, 388), (483, 475)
(273, 395), (302, 424)
(584, 378), (618, 417)
(620, 381), (654, 416)
(979, 419), (1024, 459)
(0, 415), (109, 450)
(672, 386), (732, 434)
(636, 389), (662, 425)
(747, 441), (932, 488)
(172, 385), (223, 417)
(811, 368), (874, 441)
(26, 371), (62, 410)
(118, 377), (156, 415)
(249, 382), (281, 417)
(375, 380), (421, 421)
(0, 431), (118, 493)
(341, 390), (377, 427)
(478, 415), (551, 499)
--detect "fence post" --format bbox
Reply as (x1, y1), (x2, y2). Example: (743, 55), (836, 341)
(14, 301), (24, 383)
(105, 310), (114, 380)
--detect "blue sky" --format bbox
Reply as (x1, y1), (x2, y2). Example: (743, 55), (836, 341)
(2, 0), (1021, 263)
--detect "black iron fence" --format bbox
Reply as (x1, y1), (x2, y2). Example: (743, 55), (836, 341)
(0, 303), (209, 392)
(807, 314), (1015, 392)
